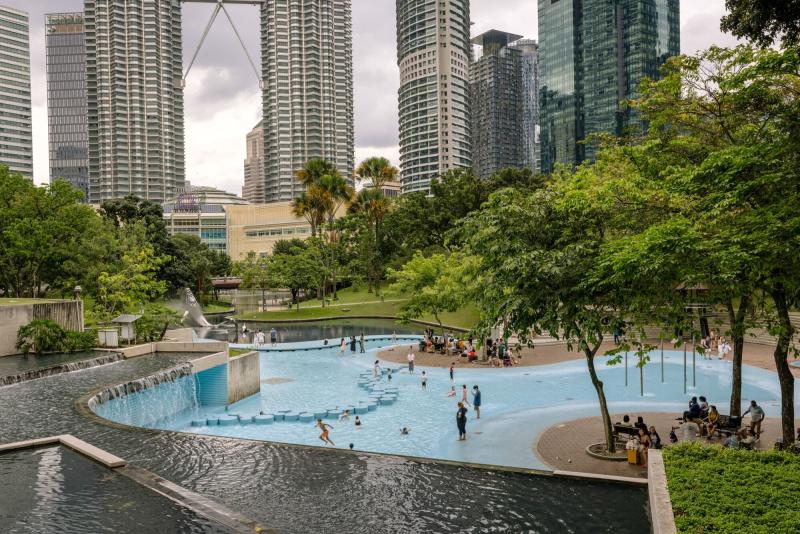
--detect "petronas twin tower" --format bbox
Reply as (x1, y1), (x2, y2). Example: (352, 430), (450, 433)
(84, 0), (353, 204)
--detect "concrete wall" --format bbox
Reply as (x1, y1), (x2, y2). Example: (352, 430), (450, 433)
(196, 364), (228, 406)
(0, 300), (84, 357)
(227, 351), (260, 404)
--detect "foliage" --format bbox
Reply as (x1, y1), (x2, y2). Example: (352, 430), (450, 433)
(355, 156), (398, 189)
(721, 0), (800, 47)
(16, 320), (95, 355)
(135, 303), (182, 343)
(664, 443), (800, 534)
(270, 240), (326, 307)
(388, 252), (466, 335)
(234, 250), (282, 305)
(170, 233), (231, 300)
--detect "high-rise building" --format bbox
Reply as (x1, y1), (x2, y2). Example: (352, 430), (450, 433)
(511, 39), (540, 174)
(84, 0), (185, 203)
(0, 5), (32, 178)
(396, 0), (472, 193)
(470, 30), (533, 179)
(260, 0), (354, 202)
(45, 13), (89, 198)
(242, 120), (265, 203)
(538, 0), (679, 172)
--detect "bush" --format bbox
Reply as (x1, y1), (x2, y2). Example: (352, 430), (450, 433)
(16, 320), (95, 355)
(135, 303), (182, 343)
(663, 442), (800, 533)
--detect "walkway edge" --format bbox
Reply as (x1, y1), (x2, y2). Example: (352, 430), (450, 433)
(648, 449), (677, 534)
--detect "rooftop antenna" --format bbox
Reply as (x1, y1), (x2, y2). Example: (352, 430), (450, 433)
(182, 0), (264, 89)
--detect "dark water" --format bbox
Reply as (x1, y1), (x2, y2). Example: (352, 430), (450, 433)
(0, 350), (651, 533)
(235, 318), (427, 343)
(0, 351), (107, 376)
(0, 446), (229, 533)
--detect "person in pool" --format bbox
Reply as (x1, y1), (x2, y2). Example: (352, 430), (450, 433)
(421, 371), (427, 390)
(446, 386), (456, 397)
(472, 385), (482, 419)
(355, 416), (362, 427)
(316, 419), (335, 445)
(338, 410), (350, 422)
(387, 368), (393, 381)
(401, 427), (410, 435)
(456, 402), (468, 441)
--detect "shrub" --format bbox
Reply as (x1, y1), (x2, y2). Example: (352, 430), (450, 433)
(663, 442), (800, 533)
(16, 320), (95, 355)
(135, 303), (182, 343)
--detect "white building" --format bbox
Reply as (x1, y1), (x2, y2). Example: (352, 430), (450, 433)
(396, 0), (472, 193)
(163, 186), (249, 253)
(0, 5), (32, 178)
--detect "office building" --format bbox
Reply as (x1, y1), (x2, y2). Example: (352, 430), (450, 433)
(0, 5), (32, 178)
(260, 0), (353, 202)
(45, 12), (89, 198)
(511, 39), (540, 174)
(163, 186), (248, 253)
(84, 0), (185, 203)
(396, 0), (472, 193)
(226, 202), (321, 260)
(471, 30), (537, 179)
(538, 0), (679, 172)
(242, 120), (265, 203)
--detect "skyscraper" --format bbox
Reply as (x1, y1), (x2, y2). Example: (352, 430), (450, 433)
(45, 12), (89, 198)
(471, 30), (537, 179)
(0, 5), (32, 179)
(538, 0), (679, 172)
(242, 120), (264, 203)
(260, 0), (354, 203)
(511, 39), (540, 174)
(84, 0), (185, 203)
(396, 0), (472, 193)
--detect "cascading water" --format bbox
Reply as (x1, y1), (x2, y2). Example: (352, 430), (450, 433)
(88, 363), (201, 428)
(0, 352), (125, 387)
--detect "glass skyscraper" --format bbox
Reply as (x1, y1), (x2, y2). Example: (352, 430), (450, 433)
(0, 5), (32, 179)
(539, 0), (679, 172)
(45, 13), (89, 199)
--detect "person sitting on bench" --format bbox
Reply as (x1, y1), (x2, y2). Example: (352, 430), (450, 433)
(705, 405), (720, 437)
(683, 397), (702, 425)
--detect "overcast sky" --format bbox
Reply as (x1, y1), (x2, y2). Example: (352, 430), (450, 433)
(12, 0), (737, 194)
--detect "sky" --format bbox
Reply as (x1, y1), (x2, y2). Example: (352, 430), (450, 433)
(12, 0), (738, 195)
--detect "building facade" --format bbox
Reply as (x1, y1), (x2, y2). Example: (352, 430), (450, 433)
(470, 30), (530, 179)
(226, 202), (315, 260)
(84, 0), (185, 203)
(260, 0), (354, 203)
(242, 120), (264, 203)
(396, 0), (472, 193)
(45, 12), (89, 198)
(163, 186), (249, 253)
(511, 39), (540, 174)
(0, 5), (32, 178)
(538, 0), (679, 172)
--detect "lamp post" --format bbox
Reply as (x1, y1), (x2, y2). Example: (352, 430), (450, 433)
(73, 285), (82, 300)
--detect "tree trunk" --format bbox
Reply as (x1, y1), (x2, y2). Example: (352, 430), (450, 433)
(727, 295), (750, 417)
(770, 287), (795, 445)
(585, 344), (616, 453)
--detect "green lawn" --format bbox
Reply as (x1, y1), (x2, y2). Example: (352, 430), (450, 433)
(234, 286), (478, 330)
(664, 443), (800, 534)
(229, 348), (252, 357)
(203, 300), (235, 314)
(0, 298), (59, 306)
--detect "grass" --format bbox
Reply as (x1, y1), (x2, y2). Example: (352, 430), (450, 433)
(663, 442), (800, 534)
(203, 300), (235, 314)
(229, 348), (253, 357)
(0, 298), (59, 306)
(234, 286), (478, 330)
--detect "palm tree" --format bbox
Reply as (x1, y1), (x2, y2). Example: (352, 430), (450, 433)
(295, 158), (340, 188)
(291, 185), (330, 238)
(349, 188), (391, 292)
(355, 157), (398, 190)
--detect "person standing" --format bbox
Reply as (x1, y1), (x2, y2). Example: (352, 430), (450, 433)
(460, 384), (470, 406)
(472, 385), (482, 419)
(421, 370), (427, 390)
(373, 360), (382, 378)
(270, 328), (278, 346)
(350, 336), (357, 353)
(407, 352), (415, 374)
(449, 363), (455, 382)
(359, 332), (365, 353)
(340, 338), (346, 353)
(241, 323), (248, 343)
(387, 368), (393, 382)
(742, 400), (765, 439)
(392, 331), (397, 344)
(456, 402), (468, 440)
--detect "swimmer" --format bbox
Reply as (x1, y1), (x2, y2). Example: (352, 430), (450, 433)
(338, 410), (350, 422)
(421, 371), (427, 390)
(316, 419), (335, 445)
(401, 427), (410, 435)
(355, 416), (362, 426)
(446, 386), (456, 397)
(387, 368), (393, 381)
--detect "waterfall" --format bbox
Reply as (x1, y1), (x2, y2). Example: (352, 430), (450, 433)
(88, 363), (200, 427)
(0, 352), (125, 387)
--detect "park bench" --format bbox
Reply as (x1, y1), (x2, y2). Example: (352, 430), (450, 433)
(712, 415), (742, 437)
(612, 424), (641, 444)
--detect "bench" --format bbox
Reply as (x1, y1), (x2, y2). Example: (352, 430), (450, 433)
(613, 424), (641, 444)
(711, 415), (742, 437)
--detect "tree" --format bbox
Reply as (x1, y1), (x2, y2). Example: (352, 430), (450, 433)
(271, 243), (325, 309)
(294, 157), (340, 187)
(355, 157), (398, 189)
(349, 188), (391, 292)
(292, 186), (330, 238)
(235, 251), (280, 310)
(171, 234), (230, 301)
(721, 0), (800, 47)
(389, 252), (465, 337)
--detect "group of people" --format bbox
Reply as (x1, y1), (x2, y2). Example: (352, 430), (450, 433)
(419, 330), (479, 361)
(619, 414), (662, 466)
(682, 396), (765, 441)
(339, 333), (366, 354)
(699, 331), (733, 360)
(241, 324), (278, 346)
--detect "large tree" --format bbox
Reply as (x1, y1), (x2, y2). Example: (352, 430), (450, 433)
(721, 0), (800, 47)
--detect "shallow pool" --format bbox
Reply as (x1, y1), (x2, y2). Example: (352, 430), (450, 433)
(92, 338), (791, 470)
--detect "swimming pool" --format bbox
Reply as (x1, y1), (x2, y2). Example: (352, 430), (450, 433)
(91, 338), (790, 470)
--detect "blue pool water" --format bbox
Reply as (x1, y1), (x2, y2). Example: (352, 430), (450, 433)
(92, 338), (791, 470)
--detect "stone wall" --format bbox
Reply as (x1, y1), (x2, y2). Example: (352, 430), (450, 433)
(0, 300), (84, 357)
(227, 351), (260, 404)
